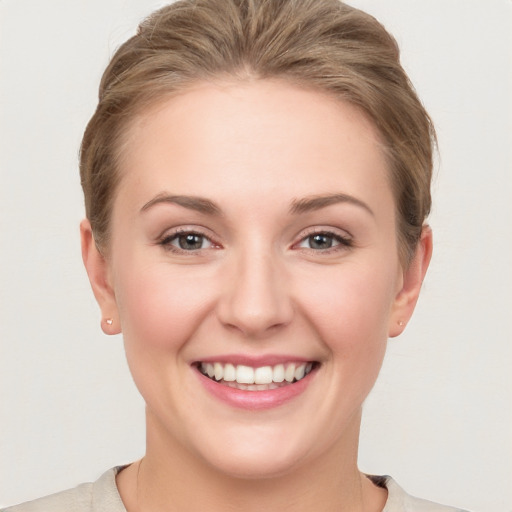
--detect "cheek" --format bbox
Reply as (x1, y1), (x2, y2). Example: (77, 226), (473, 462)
(297, 261), (397, 355)
(113, 259), (217, 353)
(287, 262), (398, 447)
(111, 260), (222, 416)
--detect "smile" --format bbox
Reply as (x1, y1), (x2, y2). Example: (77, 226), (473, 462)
(197, 361), (317, 391)
(193, 357), (320, 409)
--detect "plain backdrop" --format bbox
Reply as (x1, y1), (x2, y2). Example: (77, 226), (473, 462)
(0, 1), (511, 510)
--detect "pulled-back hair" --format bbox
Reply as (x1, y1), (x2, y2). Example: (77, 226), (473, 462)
(80, 0), (435, 264)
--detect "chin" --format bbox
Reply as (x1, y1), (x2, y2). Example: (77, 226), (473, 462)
(203, 448), (306, 480)
(193, 427), (313, 480)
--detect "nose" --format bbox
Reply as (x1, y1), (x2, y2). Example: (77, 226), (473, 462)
(216, 246), (294, 338)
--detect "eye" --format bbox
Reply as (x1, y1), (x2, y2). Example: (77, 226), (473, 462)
(161, 231), (214, 252)
(296, 231), (352, 251)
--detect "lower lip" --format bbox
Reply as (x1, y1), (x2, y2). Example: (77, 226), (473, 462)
(195, 368), (317, 410)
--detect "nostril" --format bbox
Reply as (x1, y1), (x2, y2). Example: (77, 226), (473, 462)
(217, 298), (294, 338)
(215, 259), (294, 337)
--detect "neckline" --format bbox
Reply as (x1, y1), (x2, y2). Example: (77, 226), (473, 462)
(108, 466), (395, 512)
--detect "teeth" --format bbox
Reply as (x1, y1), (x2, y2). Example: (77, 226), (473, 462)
(294, 364), (306, 381)
(223, 363), (236, 382)
(284, 364), (296, 383)
(273, 364), (285, 382)
(199, 361), (315, 385)
(214, 362), (223, 381)
(206, 363), (215, 378)
(254, 366), (273, 384)
(236, 365), (254, 384)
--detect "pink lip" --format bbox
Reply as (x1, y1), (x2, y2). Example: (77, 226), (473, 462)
(194, 354), (312, 367)
(194, 364), (318, 411)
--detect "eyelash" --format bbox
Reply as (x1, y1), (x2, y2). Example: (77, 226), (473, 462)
(158, 228), (353, 255)
(294, 229), (353, 254)
(158, 228), (218, 254)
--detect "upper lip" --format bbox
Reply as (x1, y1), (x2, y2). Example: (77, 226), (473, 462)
(193, 354), (317, 367)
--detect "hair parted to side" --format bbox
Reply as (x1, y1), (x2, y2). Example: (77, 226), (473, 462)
(80, 0), (436, 264)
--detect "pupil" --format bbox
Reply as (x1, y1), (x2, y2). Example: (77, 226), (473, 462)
(310, 234), (332, 249)
(179, 234), (203, 250)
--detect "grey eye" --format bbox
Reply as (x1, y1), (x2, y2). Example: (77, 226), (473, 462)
(176, 233), (207, 250)
(301, 233), (338, 250)
(161, 232), (213, 251)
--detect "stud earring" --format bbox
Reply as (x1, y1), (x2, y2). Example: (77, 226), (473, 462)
(398, 320), (405, 327)
(106, 318), (113, 326)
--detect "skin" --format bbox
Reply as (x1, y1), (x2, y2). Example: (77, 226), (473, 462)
(81, 80), (432, 511)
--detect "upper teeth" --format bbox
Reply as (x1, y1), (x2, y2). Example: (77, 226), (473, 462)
(200, 362), (314, 385)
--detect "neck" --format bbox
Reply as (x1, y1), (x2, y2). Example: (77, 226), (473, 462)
(117, 408), (386, 512)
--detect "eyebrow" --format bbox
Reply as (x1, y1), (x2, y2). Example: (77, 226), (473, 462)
(140, 192), (373, 217)
(141, 194), (222, 215)
(290, 193), (374, 216)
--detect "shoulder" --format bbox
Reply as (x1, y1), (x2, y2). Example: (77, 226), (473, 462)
(369, 475), (470, 512)
(2, 467), (126, 512)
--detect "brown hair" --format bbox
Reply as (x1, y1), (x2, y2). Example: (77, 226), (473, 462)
(80, 0), (435, 264)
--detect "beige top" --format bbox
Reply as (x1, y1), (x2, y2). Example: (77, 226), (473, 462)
(3, 467), (468, 512)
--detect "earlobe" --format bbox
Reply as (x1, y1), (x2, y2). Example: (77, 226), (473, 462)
(80, 219), (121, 335)
(389, 225), (433, 338)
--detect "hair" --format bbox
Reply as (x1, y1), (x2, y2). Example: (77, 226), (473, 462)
(80, 0), (436, 264)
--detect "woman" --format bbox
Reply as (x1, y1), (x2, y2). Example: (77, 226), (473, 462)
(4, 0), (469, 510)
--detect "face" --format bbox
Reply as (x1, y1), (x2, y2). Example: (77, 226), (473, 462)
(83, 80), (430, 479)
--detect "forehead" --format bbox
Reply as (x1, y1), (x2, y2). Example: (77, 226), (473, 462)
(116, 80), (393, 215)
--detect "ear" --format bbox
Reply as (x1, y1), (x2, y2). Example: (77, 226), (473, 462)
(80, 219), (121, 335)
(389, 225), (433, 338)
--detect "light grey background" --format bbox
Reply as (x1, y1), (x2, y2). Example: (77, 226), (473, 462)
(1, 1), (511, 510)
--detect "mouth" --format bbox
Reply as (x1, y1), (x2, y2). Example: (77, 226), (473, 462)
(195, 361), (319, 391)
